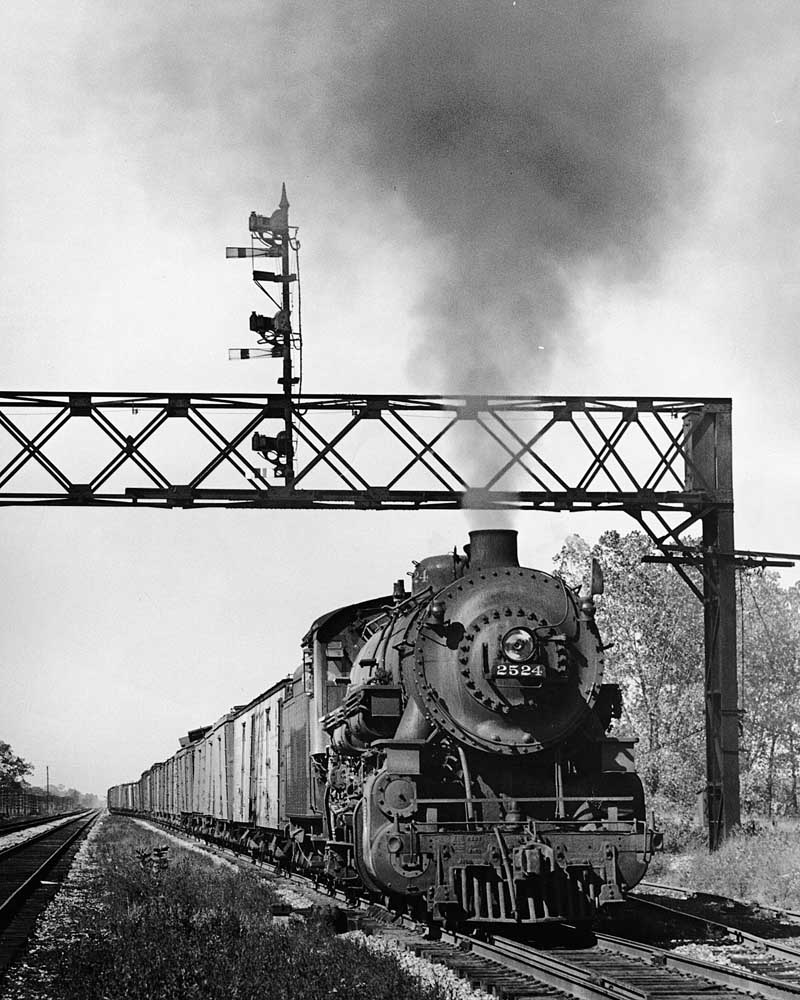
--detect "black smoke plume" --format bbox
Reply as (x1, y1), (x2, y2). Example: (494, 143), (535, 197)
(302, 1), (699, 391)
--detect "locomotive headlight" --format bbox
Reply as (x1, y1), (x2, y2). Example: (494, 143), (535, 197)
(501, 627), (537, 663)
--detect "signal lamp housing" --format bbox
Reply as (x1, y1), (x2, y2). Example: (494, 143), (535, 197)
(252, 430), (290, 459)
(249, 309), (291, 337)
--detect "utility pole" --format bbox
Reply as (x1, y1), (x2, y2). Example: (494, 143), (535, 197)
(46, 765), (50, 814)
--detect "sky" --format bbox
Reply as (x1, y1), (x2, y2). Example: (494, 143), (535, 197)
(1, 1), (799, 796)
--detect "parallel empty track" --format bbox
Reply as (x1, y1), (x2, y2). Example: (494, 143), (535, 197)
(0, 810), (99, 977)
(623, 884), (800, 995)
(0, 812), (80, 837)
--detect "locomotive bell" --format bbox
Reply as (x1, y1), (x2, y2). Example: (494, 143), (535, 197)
(467, 529), (519, 569)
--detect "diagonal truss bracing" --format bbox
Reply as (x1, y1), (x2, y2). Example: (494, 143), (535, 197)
(0, 393), (731, 513)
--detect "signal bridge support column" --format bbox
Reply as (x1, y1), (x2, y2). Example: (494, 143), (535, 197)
(686, 410), (740, 849)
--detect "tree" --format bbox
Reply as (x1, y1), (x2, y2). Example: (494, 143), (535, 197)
(553, 531), (705, 803)
(554, 532), (800, 817)
(736, 570), (800, 815)
(0, 741), (34, 791)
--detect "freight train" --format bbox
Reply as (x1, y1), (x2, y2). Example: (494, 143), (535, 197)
(108, 529), (660, 928)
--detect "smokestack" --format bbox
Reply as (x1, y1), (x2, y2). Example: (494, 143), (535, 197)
(467, 529), (519, 569)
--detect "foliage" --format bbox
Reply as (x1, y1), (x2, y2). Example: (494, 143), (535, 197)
(677, 818), (800, 908)
(554, 531), (705, 803)
(5, 816), (460, 1000)
(737, 572), (800, 816)
(0, 742), (99, 805)
(553, 531), (800, 817)
(0, 740), (33, 791)
(27, 784), (103, 809)
(645, 794), (706, 863)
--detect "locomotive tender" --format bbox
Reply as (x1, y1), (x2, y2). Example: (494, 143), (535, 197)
(108, 529), (659, 927)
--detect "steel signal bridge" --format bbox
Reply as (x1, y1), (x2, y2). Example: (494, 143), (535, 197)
(0, 187), (789, 850)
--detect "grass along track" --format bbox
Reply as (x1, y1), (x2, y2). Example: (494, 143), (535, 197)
(135, 816), (800, 1000)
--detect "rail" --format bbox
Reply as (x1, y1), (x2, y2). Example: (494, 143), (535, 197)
(629, 890), (800, 967)
(637, 879), (800, 923)
(0, 811), (99, 930)
(0, 810), (85, 838)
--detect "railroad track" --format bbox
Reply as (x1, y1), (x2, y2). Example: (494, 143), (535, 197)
(417, 929), (800, 1000)
(636, 879), (800, 924)
(0, 811), (81, 837)
(0, 810), (100, 977)
(132, 816), (800, 1000)
(624, 881), (800, 995)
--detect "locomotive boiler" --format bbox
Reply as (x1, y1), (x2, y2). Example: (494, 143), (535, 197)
(319, 529), (658, 926)
(108, 528), (659, 930)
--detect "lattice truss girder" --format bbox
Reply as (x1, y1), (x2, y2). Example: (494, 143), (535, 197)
(0, 390), (739, 843)
(0, 393), (730, 558)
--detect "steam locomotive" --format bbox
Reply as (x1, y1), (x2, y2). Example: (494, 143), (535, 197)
(108, 529), (659, 928)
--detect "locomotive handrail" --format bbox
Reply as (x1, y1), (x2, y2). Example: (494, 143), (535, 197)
(413, 795), (635, 804)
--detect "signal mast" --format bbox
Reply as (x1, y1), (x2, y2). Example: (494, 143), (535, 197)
(227, 183), (301, 483)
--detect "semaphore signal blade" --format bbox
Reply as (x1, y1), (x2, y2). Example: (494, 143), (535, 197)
(226, 246), (282, 258)
(228, 348), (277, 360)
